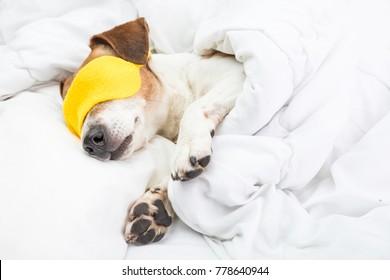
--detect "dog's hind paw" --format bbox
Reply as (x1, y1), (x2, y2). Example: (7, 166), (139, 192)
(124, 186), (173, 245)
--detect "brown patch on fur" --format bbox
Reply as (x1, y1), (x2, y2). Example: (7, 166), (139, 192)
(60, 74), (75, 99)
(60, 18), (151, 99)
(137, 66), (163, 105)
(90, 18), (150, 65)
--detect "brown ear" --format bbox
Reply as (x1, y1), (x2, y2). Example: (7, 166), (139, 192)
(59, 74), (75, 100)
(89, 18), (150, 65)
(59, 80), (65, 98)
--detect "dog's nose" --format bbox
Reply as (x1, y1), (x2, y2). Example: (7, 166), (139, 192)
(83, 125), (108, 158)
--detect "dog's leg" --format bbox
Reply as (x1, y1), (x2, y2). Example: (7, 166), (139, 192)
(124, 176), (174, 245)
(171, 71), (243, 181)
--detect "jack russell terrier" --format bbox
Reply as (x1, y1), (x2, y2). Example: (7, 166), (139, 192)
(60, 18), (245, 245)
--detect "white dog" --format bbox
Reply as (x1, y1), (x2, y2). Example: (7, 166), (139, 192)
(60, 18), (245, 245)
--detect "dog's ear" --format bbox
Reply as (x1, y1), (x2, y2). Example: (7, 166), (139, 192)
(59, 80), (65, 98)
(59, 75), (75, 100)
(89, 18), (150, 65)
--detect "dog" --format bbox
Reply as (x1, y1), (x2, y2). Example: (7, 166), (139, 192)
(60, 18), (245, 245)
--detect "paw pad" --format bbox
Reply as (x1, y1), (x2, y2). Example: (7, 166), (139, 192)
(130, 219), (151, 235)
(153, 200), (172, 227)
(132, 202), (149, 217)
(126, 197), (172, 245)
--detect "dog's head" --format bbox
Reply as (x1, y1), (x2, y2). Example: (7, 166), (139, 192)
(60, 18), (162, 161)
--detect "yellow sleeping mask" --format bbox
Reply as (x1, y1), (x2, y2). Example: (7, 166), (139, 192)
(63, 55), (145, 138)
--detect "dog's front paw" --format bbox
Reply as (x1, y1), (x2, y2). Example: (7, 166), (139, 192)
(171, 137), (212, 181)
(125, 187), (173, 245)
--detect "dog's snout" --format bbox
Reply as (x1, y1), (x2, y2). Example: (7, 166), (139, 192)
(83, 126), (108, 158)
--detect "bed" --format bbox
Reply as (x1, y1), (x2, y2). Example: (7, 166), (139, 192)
(1, 0), (389, 259)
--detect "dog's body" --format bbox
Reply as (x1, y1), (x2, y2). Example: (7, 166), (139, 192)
(61, 18), (245, 244)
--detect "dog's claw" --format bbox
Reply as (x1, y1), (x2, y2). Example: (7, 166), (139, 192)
(171, 172), (180, 181)
(185, 168), (203, 179)
(171, 153), (212, 182)
(171, 127), (213, 182)
(189, 155), (210, 168)
(190, 156), (197, 166)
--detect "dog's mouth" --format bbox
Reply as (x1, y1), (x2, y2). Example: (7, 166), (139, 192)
(110, 134), (133, 160)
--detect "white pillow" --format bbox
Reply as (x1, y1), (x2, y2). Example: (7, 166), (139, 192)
(0, 0), (138, 99)
(0, 84), (174, 259)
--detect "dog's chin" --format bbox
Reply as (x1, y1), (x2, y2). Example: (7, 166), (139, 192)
(88, 151), (130, 162)
(109, 134), (134, 160)
(88, 152), (111, 161)
(110, 147), (133, 161)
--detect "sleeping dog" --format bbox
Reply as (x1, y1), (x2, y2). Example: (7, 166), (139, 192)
(60, 18), (245, 245)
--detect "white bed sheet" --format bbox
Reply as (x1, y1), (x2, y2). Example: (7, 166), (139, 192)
(125, 220), (217, 260)
(0, 82), (215, 260)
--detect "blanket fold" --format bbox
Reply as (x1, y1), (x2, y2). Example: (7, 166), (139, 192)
(169, 0), (390, 259)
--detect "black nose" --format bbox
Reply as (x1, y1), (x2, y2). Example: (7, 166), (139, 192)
(83, 125), (108, 158)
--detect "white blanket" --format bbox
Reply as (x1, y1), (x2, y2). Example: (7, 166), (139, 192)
(1, 0), (390, 259)
(0, 0), (138, 99)
(168, 0), (390, 259)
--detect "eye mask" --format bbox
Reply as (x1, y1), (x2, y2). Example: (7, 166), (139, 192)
(63, 56), (144, 138)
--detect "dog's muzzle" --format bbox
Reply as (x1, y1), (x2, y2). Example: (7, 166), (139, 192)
(82, 124), (134, 161)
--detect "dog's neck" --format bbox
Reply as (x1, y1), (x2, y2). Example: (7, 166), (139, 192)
(146, 54), (198, 142)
